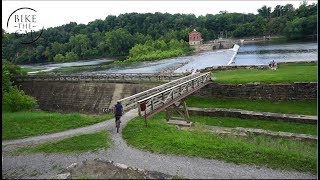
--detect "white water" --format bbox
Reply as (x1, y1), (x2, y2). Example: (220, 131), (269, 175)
(174, 45), (239, 73)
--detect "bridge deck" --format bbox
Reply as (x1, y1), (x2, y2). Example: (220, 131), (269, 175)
(117, 72), (210, 112)
(136, 72), (211, 118)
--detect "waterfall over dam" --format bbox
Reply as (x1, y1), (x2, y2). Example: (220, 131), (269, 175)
(174, 44), (240, 73)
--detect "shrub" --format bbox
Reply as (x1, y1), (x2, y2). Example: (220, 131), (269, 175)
(2, 86), (37, 112)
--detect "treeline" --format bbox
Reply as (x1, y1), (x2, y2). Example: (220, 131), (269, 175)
(2, 2), (317, 64)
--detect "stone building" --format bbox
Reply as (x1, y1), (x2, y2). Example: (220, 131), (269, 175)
(188, 29), (203, 45)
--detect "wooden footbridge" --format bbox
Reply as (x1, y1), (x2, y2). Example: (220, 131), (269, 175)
(117, 72), (212, 126)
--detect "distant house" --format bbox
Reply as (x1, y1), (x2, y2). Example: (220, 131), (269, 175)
(189, 29), (203, 45)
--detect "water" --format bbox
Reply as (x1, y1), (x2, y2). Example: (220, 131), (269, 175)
(233, 41), (317, 66)
(22, 41), (317, 74)
(21, 59), (113, 74)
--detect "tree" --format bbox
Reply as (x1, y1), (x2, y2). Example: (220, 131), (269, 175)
(53, 54), (65, 63)
(65, 51), (79, 62)
(69, 34), (90, 58)
(286, 15), (317, 39)
(258, 5), (271, 18)
(105, 28), (134, 56)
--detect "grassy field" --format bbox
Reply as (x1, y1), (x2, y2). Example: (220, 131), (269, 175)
(123, 113), (316, 173)
(2, 111), (113, 140)
(212, 62), (317, 84)
(17, 131), (111, 153)
(186, 96), (317, 115)
(191, 115), (317, 135)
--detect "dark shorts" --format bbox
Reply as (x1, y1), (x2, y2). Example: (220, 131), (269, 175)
(115, 116), (121, 121)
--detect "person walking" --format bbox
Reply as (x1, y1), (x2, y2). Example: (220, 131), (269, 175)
(114, 101), (123, 133)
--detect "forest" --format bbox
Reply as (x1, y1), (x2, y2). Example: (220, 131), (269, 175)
(2, 2), (317, 64)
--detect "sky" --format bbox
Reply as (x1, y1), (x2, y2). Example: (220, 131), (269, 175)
(2, 0), (317, 33)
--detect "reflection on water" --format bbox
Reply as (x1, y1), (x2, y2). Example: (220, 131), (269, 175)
(23, 41), (317, 74)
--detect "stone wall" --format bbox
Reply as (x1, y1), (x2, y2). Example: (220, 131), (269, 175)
(16, 81), (156, 114)
(15, 79), (317, 114)
(194, 82), (317, 100)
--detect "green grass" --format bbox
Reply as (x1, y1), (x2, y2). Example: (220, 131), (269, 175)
(190, 115), (317, 135)
(17, 131), (111, 153)
(123, 113), (317, 173)
(213, 62), (317, 84)
(52, 62), (114, 73)
(2, 111), (114, 140)
(20, 67), (44, 73)
(186, 96), (317, 115)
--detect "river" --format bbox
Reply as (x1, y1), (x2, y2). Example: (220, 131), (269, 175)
(22, 41), (317, 74)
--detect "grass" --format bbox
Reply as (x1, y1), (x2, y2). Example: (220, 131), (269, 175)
(186, 96), (317, 115)
(20, 67), (44, 73)
(190, 115), (317, 135)
(213, 62), (317, 84)
(52, 61), (114, 74)
(123, 113), (317, 173)
(17, 131), (111, 153)
(2, 111), (114, 140)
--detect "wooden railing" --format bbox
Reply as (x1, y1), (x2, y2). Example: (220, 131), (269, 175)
(117, 72), (209, 111)
(137, 72), (211, 118)
(13, 73), (188, 82)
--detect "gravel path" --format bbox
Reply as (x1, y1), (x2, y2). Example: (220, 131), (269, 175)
(2, 109), (316, 179)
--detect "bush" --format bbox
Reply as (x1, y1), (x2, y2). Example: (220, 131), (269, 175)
(2, 86), (37, 112)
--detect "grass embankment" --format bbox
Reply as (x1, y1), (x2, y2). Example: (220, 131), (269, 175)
(2, 111), (113, 140)
(213, 62), (317, 84)
(186, 96), (317, 115)
(123, 113), (317, 173)
(191, 115), (316, 135)
(18, 131), (111, 153)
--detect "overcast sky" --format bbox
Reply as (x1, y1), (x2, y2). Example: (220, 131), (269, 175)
(2, 0), (316, 33)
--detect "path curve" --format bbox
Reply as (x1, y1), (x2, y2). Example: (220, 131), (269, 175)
(2, 109), (316, 179)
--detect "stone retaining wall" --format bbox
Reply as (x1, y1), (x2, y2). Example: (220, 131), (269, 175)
(15, 81), (157, 114)
(187, 107), (317, 124)
(194, 82), (317, 100)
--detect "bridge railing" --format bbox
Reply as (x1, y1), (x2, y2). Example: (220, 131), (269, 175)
(13, 73), (188, 82)
(137, 72), (211, 118)
(117, 72), (208, 111)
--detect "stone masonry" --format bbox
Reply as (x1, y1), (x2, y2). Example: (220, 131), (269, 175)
(194, 82), (317, 100)
(15, 81), (157, 114)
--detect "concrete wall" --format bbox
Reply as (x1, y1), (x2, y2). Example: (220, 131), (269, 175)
(194, 82), (317, 100)
(16, 81), (156, 114)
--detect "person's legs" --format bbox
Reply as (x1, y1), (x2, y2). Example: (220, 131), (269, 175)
(115, 116), (121, 133)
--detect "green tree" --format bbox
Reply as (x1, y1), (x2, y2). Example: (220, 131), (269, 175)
(105, 28), (134, 56)
(257, 5), (271, 18)
(65, 51), (79, 62)
(53, 54), (65, 63)
(69, 34), (90, 58)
